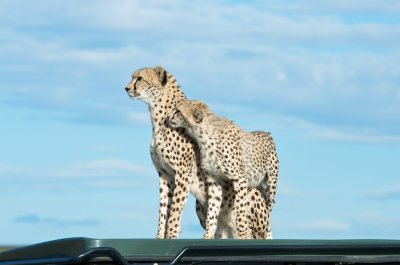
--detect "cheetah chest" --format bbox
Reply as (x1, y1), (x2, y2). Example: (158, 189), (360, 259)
(150, 134), (176, 177)
(199, 148), (224, 178)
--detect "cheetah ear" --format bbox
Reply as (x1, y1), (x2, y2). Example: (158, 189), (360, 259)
(193, 109), (204, 123)
(154, 65), (167, 86)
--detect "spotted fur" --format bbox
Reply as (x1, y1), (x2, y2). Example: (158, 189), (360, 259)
(168, 99), (279, 238)
(196, 187), (272, 239)
(125, 66), (271, 239)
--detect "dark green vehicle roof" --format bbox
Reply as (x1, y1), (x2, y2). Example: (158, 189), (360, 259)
(1, 238), (400, 264)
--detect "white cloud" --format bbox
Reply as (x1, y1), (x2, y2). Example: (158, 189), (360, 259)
(4, 1), (400, 47)
(244, 112), (400, 144)
(284, 1), (400, 13)
(0, 158), (153, 193)
(54, 158), (150, 178)
(0, 163), (23, 176)
(278, 213), (400, 238)
(126, 111), (151, 126)
(88, 144), (123, 153)
(296, 120), (400, 144)
(117, 212), (153, 222)
(310, 129), (400, 143)
(296, 219), (352, 231)
(274, 114), (400, 143)
(352, 211), (400, 236)
(3, 0), (399, 49)
(1, 0), (399, 134)
(14, 214), (99, 227)
(364, 186), (400, 201)
(0, 29), (128, 65)
(275, 217), (352, 235)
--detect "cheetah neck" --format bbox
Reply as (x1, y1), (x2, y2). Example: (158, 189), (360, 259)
(149, 74), (186, 131)
(188, 125), (222, 160)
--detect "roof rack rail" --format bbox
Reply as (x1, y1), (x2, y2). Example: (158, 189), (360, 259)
(2, 238), (400, 265)
(169, 243), (400, 264)
(74, 247), (130, 265)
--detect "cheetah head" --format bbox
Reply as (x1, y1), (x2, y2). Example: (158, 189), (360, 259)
(167, 100), (207, 132)
(125, 65), (167, 104)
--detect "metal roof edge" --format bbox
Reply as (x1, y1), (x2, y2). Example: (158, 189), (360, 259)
(1, 238), (400, 264)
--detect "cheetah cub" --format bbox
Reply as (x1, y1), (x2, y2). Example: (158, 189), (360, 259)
(168, 100), (279, 239)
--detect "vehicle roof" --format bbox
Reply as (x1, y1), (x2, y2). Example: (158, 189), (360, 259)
(1, 237), (400, 264)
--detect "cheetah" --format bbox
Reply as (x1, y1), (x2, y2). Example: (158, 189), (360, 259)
(124, 66), (271, 239)
(167, 99), (279, 238)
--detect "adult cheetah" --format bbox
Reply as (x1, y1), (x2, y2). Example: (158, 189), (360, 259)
(167, 99), (279, 238)
(125, 66), (271, 239)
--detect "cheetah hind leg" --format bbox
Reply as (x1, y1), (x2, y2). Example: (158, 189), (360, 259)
(195, 199), (207, 230)
(196, 199), (236, 239)
(258, 181), (275, 239)
(247, 187), (272, 239)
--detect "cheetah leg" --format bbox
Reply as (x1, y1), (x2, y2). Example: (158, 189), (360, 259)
(266, 220), (273, 239)
(265, 190), (273, 240)
(265, 174), (278, 217)
(214, 201), (235, 239)
(195, 199), (207, 230)
(219, 181), (237, 238)
(259, 170), (278, 239)
(262, 142), (279, 239)
(165, 169), (192, 238)
(196, 186), (234, 239)
(196, 200), (229, 239)
(233, 177), (252, 239)
(204, 180), (243, 239)
(156, 174), (174, 239)
(202, 176), (222, 239)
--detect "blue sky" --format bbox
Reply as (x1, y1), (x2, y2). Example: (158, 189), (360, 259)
(1, 0), (399, 245)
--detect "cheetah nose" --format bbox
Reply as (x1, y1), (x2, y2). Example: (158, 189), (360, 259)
(125, 87), (130, 92)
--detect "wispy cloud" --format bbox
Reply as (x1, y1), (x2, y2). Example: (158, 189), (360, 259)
(363, 186), (400, 201)
(0, 90), (149, 127)
(1, 0), (399, 134)
(0, 159), (150, 178)
(244, 112), (400, 144)
(275, 217), (352, 236)
(14, 214), (99, 227)
(352, 211), (400, 237)
(276, 213), (400, 239)
(0, 158), (153, 192)
(295, 219), (352, 232)
(0, 163), (23, 176)
(290, 117), (400, 144)
(54, 158), (149, 178)
(88, 144), (123, 153)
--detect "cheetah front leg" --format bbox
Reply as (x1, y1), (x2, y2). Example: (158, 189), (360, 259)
(196, 193), (236, 239)
(202, 175), (222, 239)
(195, 199), (207, 230)
(165, 167), (193, 238)
(233, 176), (252, 239)
(156, 172), (174, 239)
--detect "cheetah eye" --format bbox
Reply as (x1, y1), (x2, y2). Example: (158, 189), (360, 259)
(134, 76), (142, 87)
(173, 109), (180, 118)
